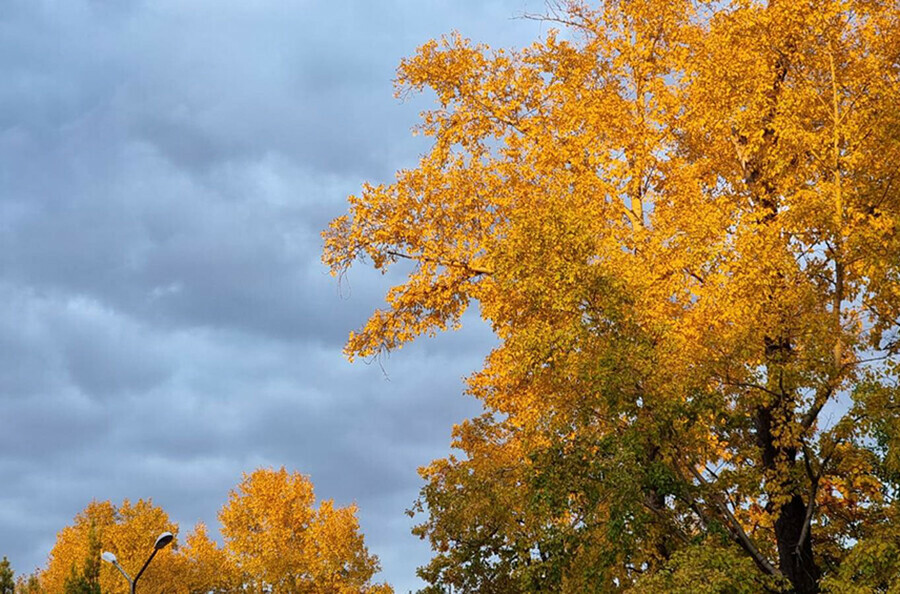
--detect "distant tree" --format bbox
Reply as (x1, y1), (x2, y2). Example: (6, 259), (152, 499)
(63, 522), (101, 594)
(0, 556), (15, 594)
(40, 499), (178, 594)
(13, 573), (40, 594)
(219, 467), (392, 593)
(31, 471), (391, 593)
(62, 566), (99, 594)
(61, 523), (101, 594)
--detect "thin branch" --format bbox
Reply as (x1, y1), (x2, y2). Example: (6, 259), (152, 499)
(687, 465), (782, 578)
(685, 268), (705, 285)
(801, 441), (819, 483)
(795, 476), (819, 555)
(519, 9), (586, 31)
(800, 379), (839, 431)
(640, 499), (691, 545)
(385, 249), (493, 276)
(720, 378), (784, 400)
(796, 429), (846, 553)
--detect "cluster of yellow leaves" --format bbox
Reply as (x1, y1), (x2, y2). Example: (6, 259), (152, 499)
(40, 499), (177, 594)
(33, 468), (391, 594)
(221, 468), (390, 594)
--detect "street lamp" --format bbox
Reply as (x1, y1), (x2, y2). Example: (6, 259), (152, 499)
(101, 532), (174, 594)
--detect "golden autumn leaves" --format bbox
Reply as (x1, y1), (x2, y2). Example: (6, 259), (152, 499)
(324, 0), (900, 592)
(32, 468), (391, 594)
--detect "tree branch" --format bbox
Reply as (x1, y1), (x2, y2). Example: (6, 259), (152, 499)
(687, 465), (782, 578)
(800, 381), (837, 431)
(386, 249), (493, 276)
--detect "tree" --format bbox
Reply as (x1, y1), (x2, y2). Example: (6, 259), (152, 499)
(40, 499), (179, 594)
(13, 573), (40, 594)
(62, 522), (101, 594)
(219, 467), (392, 593)
(0, 557), (14, 594)
(31, 472), (391, 593)
(323, 1), (900, 591)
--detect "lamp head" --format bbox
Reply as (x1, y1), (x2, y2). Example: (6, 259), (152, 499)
(101, 551), (117, 564)
(154, 532), (174, 550)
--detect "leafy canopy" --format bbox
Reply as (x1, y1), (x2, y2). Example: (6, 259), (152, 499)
(220, 467), (392, 594)
(324, 0), (900, 592)
(35, 468), (391, 594)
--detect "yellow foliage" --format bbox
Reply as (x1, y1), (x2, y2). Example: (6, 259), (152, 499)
(169, 523), (240, 594)
(219, 467), (391, 593)
(325, 1), (900, 591)
(40, 499), (178, 594)
(34, 470), (391, 593)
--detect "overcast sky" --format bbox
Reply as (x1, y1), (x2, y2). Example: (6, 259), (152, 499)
(0, 1), (547, 591)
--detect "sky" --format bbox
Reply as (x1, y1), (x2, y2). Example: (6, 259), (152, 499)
(0, 1), (548, 591)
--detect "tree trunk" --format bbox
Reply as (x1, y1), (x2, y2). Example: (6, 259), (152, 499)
(756, 405), (821, 593)
(774, 494), (820, 593)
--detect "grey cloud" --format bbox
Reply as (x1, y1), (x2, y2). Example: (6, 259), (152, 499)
(0, 1), (544, 591)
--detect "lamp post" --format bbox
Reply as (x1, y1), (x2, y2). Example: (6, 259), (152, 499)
(101, 532), (173, 594)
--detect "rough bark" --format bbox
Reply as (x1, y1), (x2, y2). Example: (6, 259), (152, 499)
(775, 494), (821, 593)
(756, 403), (821, 593)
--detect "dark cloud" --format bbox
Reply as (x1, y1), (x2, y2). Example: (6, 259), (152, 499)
(0, 1), (542, 590)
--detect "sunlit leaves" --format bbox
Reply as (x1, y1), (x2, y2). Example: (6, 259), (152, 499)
(34, 469), (391, 594)
(40, 500), (177, 594)
(220, 467), (391, 594)
(325, 0), (900, 591)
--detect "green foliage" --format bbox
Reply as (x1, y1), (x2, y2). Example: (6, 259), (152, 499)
(0, 557), (14, 594)
(62, 568), (100, 594)
(851, 378), (900, 492)
(631, 540), (780, 593)
(62, 523), (101, 594)
(821, 522), (900, 593)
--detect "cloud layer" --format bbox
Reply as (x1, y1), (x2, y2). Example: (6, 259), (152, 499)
(0, 1), (545, 590)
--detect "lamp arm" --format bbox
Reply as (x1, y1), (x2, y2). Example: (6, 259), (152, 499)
(133, 548), (158, 587)
(111, 561), (134, 588)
